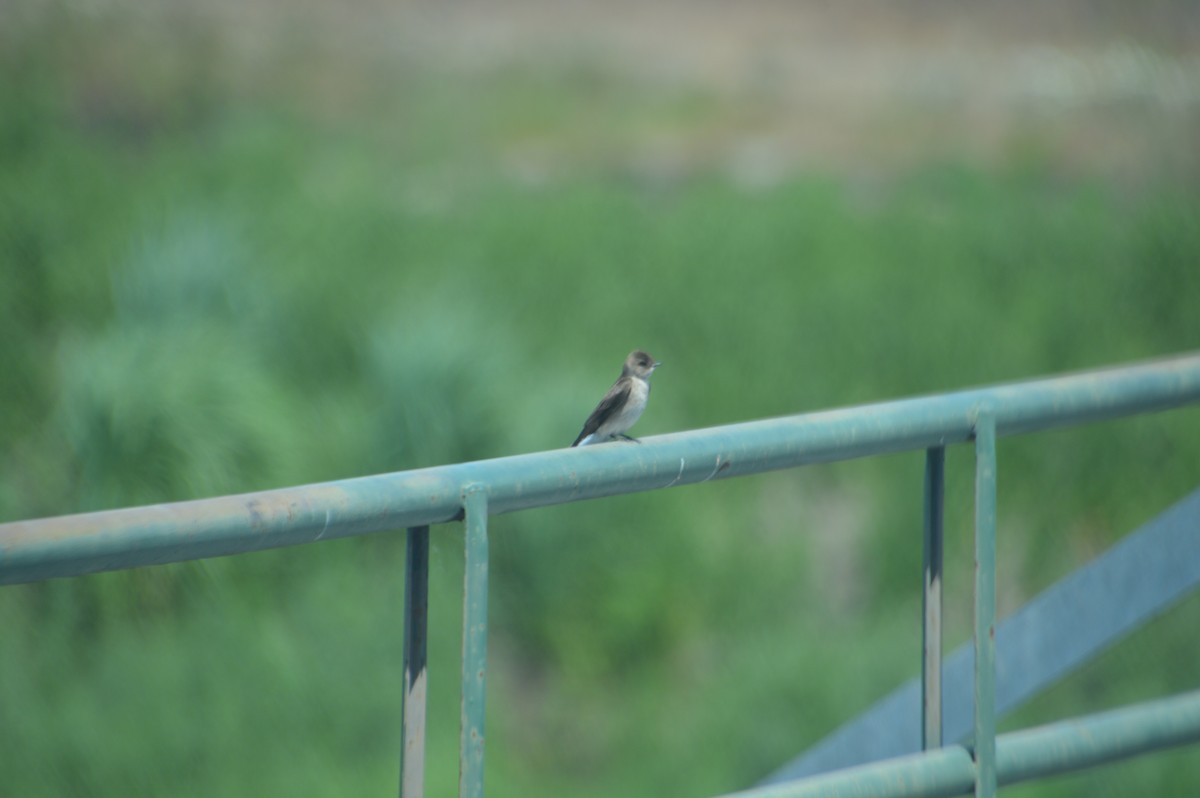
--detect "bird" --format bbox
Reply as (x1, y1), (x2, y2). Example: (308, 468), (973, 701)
(572, 350), (661, 447)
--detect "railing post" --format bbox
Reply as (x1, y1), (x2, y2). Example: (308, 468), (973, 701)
(400, 525), (430, 798)
(974, 413), (998, 798)
(460, 486), (490, 798)
(922, 446), (945, 750)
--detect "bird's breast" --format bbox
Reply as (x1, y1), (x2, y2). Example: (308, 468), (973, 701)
(618, 378), (650, 424)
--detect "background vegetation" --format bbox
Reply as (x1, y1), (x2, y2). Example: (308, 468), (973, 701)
(2, 2), (1198, 796)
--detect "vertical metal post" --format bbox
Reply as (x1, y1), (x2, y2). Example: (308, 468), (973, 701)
(460, 487), (489, 798)
(400, 526), (430, 798)
(922, 446), (945, 750)
(973, 413), (998, 798)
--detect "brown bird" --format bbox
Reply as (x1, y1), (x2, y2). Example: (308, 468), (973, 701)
(572, 350), (660, 447)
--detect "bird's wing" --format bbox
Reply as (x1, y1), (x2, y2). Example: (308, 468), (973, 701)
(572, 379), (631, 446)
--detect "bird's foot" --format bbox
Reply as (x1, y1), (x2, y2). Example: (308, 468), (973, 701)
(616, 434), (641, 443)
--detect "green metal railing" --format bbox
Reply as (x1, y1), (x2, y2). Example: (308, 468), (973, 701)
(3, 352), (1200, 797)
(764, 485), (1200, 785)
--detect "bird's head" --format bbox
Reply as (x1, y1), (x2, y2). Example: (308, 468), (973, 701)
(623, 349), (661, 379)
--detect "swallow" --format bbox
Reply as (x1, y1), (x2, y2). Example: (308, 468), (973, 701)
(572, 350), (660, 446)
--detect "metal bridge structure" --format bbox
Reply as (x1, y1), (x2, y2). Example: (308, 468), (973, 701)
(3, 353), (1199, 797)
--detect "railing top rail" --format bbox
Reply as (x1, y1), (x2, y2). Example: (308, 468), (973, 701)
(3, 352), (1199, 585)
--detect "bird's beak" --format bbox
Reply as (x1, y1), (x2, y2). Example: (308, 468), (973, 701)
(654, 361), (662, 368)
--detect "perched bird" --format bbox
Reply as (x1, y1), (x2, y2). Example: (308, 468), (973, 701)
(572, 350), (661, 447)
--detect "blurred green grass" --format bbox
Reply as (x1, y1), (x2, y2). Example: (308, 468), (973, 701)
(2, 4), (1199, 797)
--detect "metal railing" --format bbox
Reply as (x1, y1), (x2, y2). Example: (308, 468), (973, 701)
(763, 486), (1200, 785)
(3, 352), (1200, 797)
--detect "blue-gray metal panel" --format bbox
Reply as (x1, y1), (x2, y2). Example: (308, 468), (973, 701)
(3, 353), (1199, 585)
(760, 487), (1200, 784)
